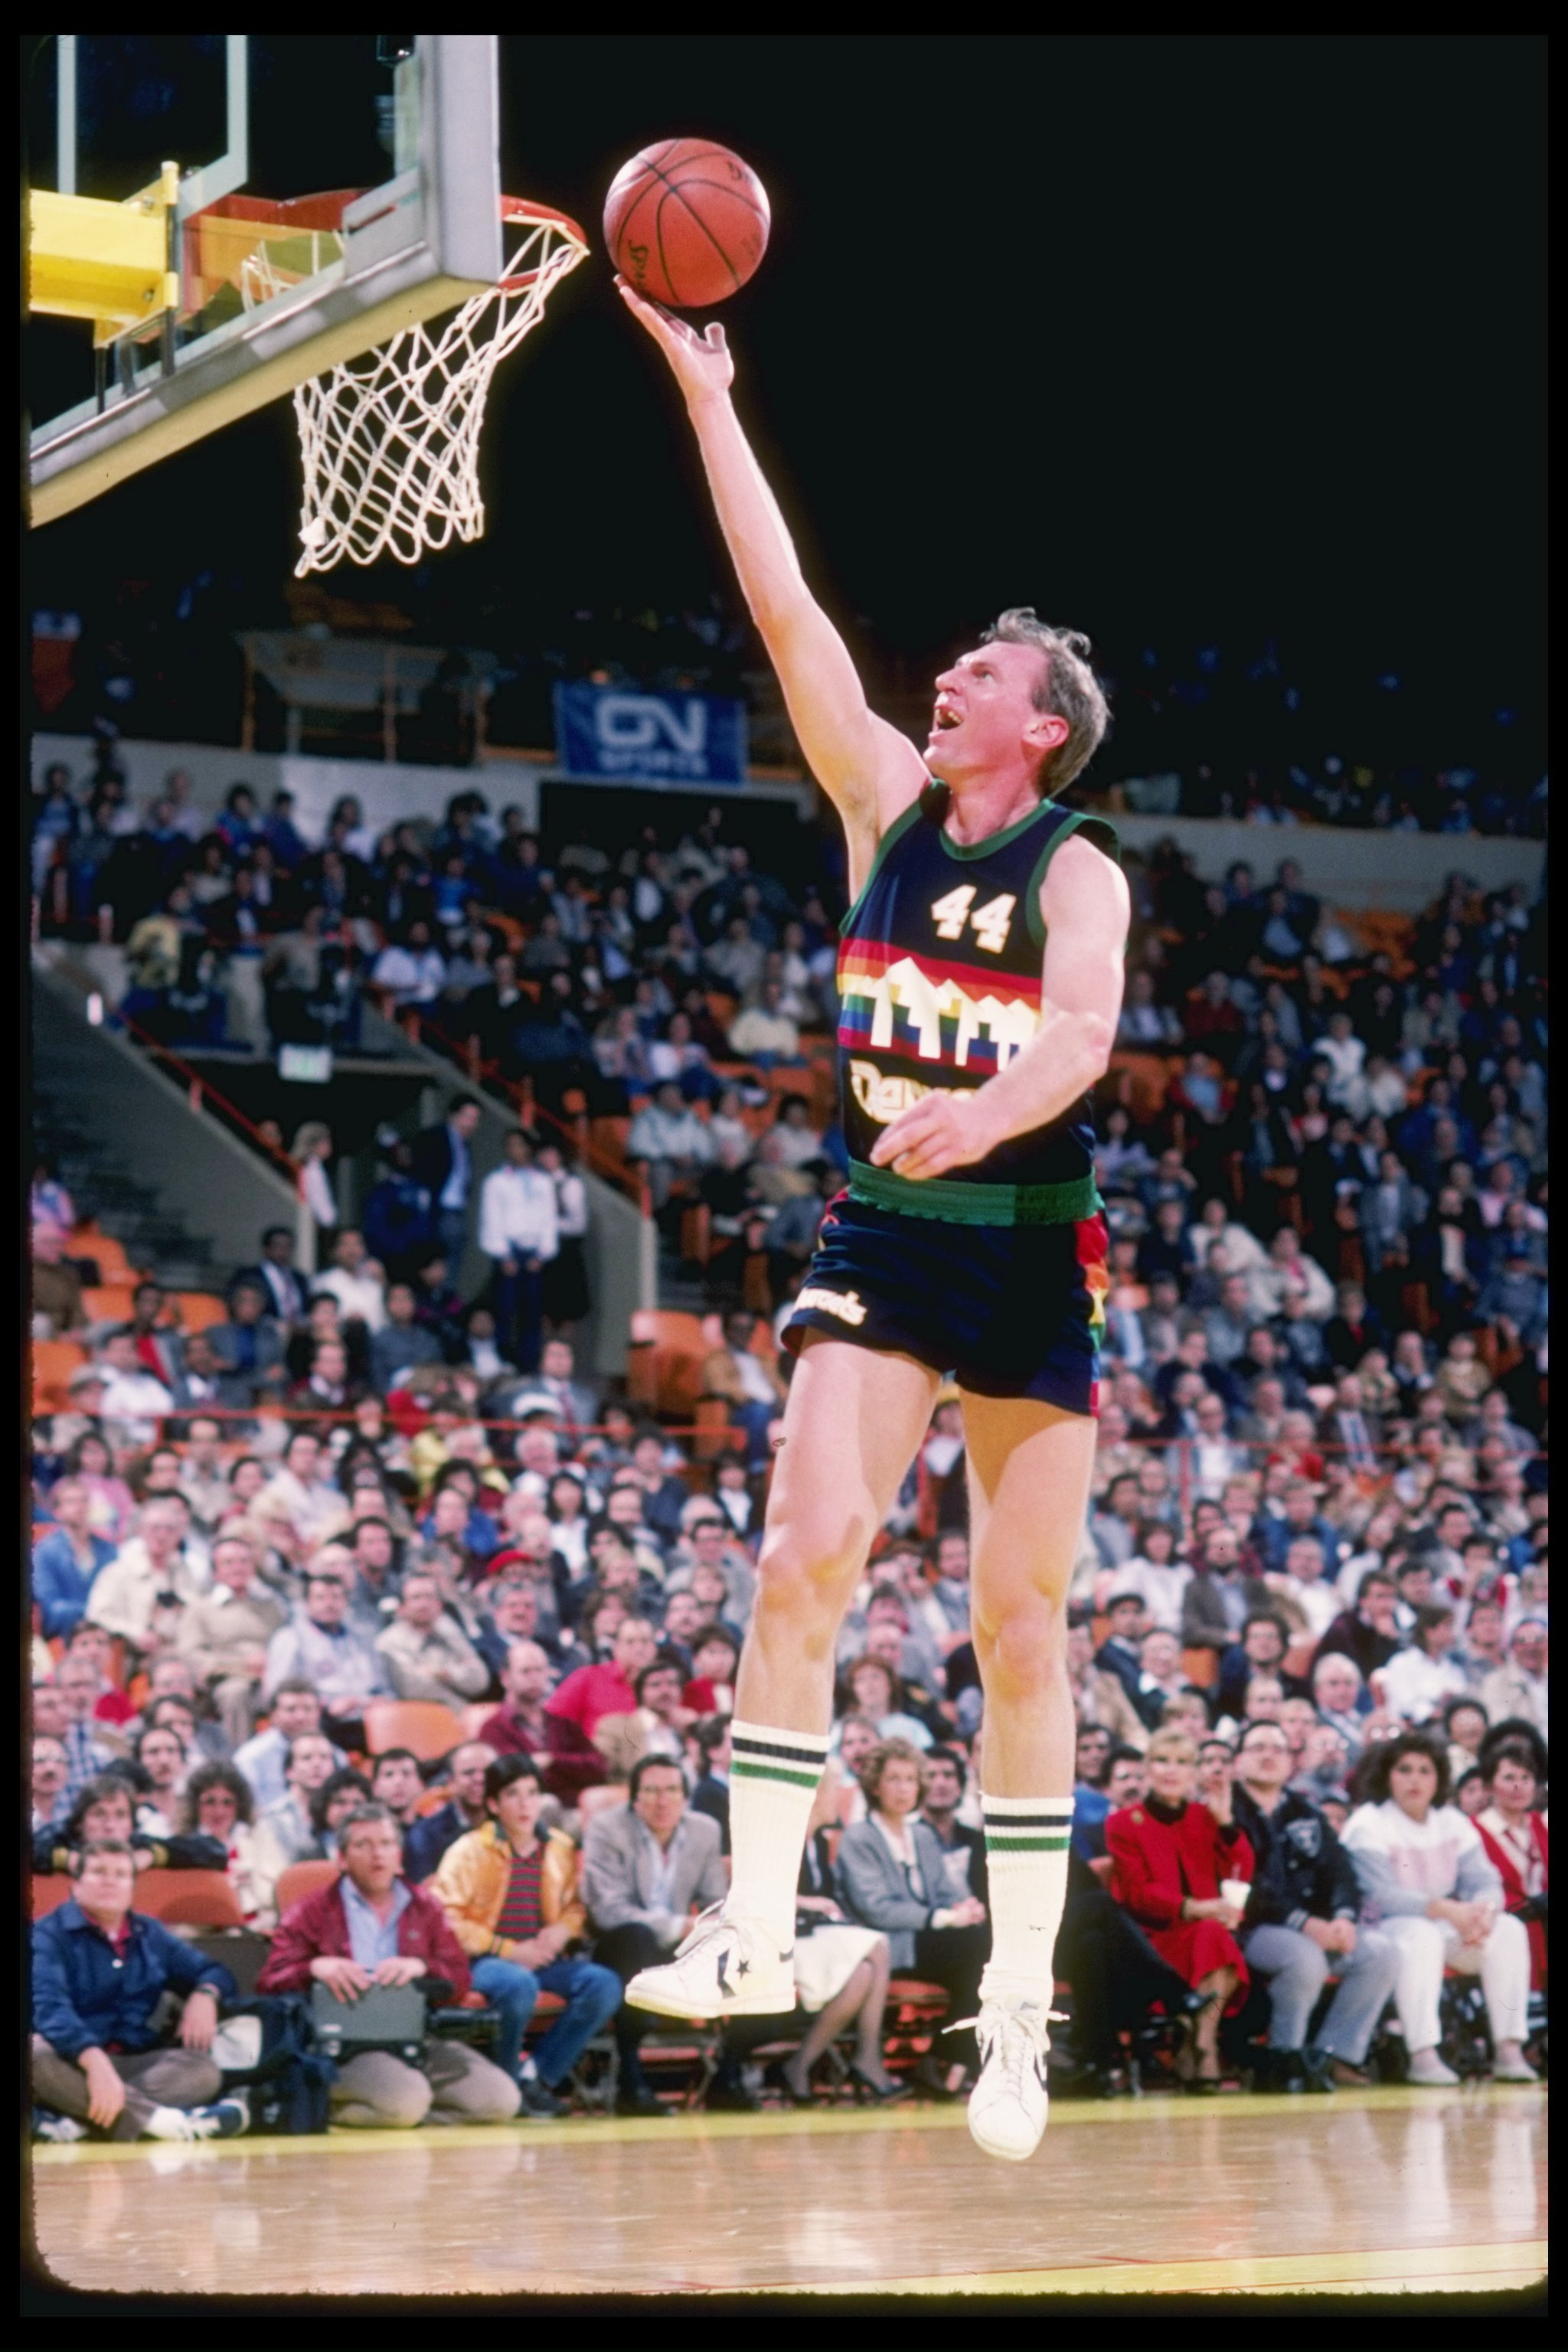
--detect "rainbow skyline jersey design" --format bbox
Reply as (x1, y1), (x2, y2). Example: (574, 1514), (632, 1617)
(836, 786), (1119, 1223)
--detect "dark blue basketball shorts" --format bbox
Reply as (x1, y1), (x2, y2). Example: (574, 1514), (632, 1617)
(780, 1190), (1108, 1416)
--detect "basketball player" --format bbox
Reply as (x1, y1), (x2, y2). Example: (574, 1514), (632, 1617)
(616, 281), (1129, 2161)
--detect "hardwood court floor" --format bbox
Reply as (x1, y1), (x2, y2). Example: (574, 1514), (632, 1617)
(31, 2083), (1545, 2300)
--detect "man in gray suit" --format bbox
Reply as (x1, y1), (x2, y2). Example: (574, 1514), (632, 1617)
(580, 1755), (734, 2116)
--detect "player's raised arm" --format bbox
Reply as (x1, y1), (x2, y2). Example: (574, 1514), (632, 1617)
(870, 835), (1129, 1182)
(618, 280), (926, 864)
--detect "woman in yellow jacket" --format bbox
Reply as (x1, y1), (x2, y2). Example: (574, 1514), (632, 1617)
(430, 1753), (622, 2115)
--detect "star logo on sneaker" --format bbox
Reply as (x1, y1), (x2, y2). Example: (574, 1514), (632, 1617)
(737, 1958), (750, 1977)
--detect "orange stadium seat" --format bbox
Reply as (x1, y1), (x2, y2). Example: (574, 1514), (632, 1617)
(361, 1699), (464, 1762)
(1181, 1648), (1219, 1690)
(1106, 1051), (1174, 1126)
(134, 1869), (246, 1928)
(81, 1285), (138, 1324)
(32, 1339), (89, 1411)
(32, 1876), (72, 1919)
(274, 1859), (341, 1917)
(73, 1227), (135, 1279)
(172, 1292), (228, 1333)
(626, 1309), (710, 1416)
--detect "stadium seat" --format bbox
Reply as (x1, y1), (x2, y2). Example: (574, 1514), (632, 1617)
(172, 1292), (227, 1333)
(1401, 1280), (1436, 1334)
(1181, 1647), (1219, 1689)
(880, 1978), (952, 2079)
(135, 1869), (246, 1928)
(361, 1698), (465, 1762)
(74, 1227), (135, 1279)
(587, 1115), (633, 1178)
(32, 1876), (72, 1919)
(32, 1338), (88, 1411)
(274, 1859), (341, 1916)
(1106, 1050), (1174, 1125)
(693, 1398), (745, 1462)
(678, 1202), (712, 1266)
(81, 1285), (139, 1325)
(635, 2020), (722, 2110)
(626, 1309), (709, 1416)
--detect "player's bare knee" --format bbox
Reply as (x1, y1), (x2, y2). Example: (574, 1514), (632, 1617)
(973, 1605), (1067, 1706)
(756, 1521), (867, 1632)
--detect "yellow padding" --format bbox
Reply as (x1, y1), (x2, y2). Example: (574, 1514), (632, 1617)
(28, 186), (168, 330)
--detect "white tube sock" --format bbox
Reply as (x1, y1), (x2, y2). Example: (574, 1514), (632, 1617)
(724, 1720), (831, 1952)
(978, 1792), (1074, 2006)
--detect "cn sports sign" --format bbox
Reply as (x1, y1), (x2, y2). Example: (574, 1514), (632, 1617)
(553, 683), (748, 785)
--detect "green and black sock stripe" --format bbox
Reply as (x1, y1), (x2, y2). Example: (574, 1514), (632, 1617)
(730, 1730), (828, 1792)
(982, 1802), (1073, 1854)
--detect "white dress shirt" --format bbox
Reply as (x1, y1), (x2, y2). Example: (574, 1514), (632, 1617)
(479, 1165), (560, 1263)
(314, 1265), (388, 1331)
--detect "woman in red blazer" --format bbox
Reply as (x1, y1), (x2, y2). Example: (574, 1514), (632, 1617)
(1106, 1726), (1255, 2090)
(1475, 1741), (1548, 1992)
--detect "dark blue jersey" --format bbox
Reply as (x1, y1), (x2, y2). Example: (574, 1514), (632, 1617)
(836, 784), (1119, 1224)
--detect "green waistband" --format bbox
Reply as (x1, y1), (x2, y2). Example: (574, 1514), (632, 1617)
(847, 1161), (1102, 1227)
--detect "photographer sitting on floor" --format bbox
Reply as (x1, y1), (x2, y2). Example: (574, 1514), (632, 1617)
(256, 1803), (521, 2128)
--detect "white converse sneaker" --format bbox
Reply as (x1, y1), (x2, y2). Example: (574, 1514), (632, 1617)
(1406, 2049), (1462, 2087)
(965, 1998), (1052, 2163)
(626, 1906), (795, 2020)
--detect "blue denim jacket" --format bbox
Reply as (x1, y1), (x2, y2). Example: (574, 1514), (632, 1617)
(32, 1902), (237, 2062)
(31, 1527), (116, 1640)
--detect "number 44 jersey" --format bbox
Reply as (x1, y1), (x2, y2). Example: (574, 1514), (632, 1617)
(835, 786), (1120, 1226)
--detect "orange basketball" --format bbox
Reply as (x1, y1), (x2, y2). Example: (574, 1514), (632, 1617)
(603, 138), (770, 309)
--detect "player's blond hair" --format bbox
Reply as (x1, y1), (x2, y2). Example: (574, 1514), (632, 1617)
(1145, 1726), (1200, 1767)
(983, 609), (1109, 791)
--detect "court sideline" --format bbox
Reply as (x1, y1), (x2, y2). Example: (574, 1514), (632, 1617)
(31, 2082), (1545, 2300)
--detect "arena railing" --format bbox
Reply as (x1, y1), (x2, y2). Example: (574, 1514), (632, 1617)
(373, 995), (652, 1214)
(52, 1402), (1543, 1483)
(102, 1002), (305, 1190)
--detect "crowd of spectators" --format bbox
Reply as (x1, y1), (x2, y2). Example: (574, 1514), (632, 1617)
(29, 753), (857, 1315)
(30, 746), (1547, 2138)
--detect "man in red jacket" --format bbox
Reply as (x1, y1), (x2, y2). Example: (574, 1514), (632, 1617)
(256, 1805), (520, 2128)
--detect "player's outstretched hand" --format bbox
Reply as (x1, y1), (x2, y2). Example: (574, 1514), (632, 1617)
(616, 276), (734, 405)
(870, 1090), (995, 1182)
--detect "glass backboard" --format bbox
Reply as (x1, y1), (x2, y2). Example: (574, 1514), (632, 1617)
(27, 34), (502, 524)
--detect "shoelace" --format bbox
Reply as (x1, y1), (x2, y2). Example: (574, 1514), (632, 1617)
(946, 2004), (1066, 2037)
(674, 1901), (733, 1960)
(946, 2004), (1057, 2095)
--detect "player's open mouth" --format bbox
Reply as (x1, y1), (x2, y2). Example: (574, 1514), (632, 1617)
(932, 707), (962, 732)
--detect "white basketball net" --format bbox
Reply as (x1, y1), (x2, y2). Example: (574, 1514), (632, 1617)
(289, 202), (587, 575)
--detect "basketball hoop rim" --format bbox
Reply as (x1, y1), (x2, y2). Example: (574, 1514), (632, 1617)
(195, 185), (589, 292)
(498, 194), (589, 290)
